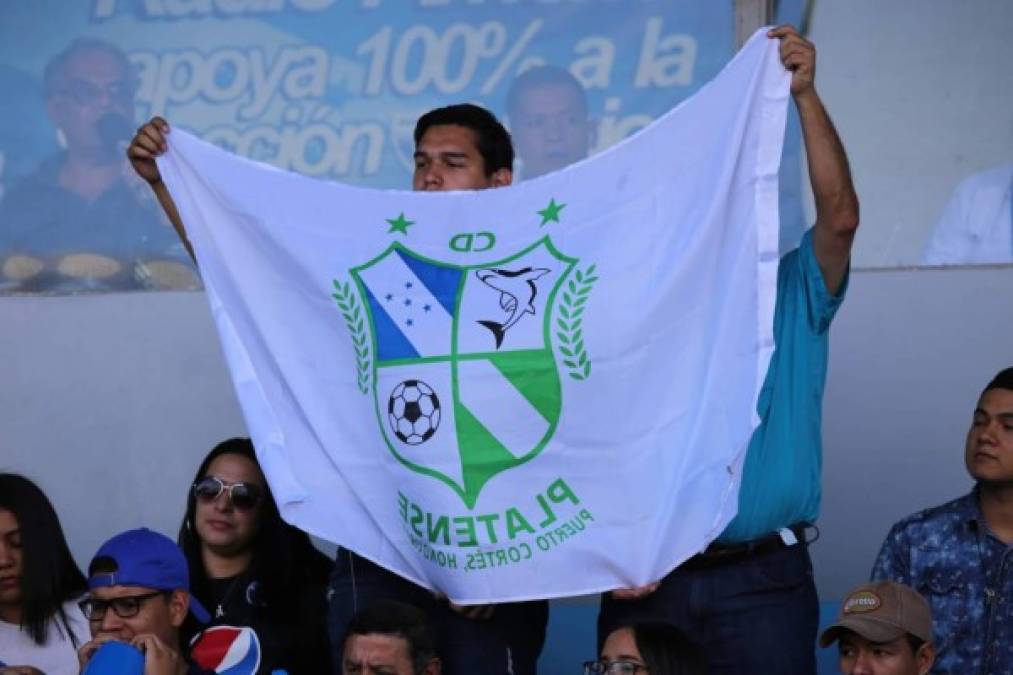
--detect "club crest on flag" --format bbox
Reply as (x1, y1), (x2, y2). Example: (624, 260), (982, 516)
(346, 237), (577, 507)
(161, 29), (786, 599)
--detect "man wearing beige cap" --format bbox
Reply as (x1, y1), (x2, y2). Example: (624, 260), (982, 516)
(819, 581), (935, 675)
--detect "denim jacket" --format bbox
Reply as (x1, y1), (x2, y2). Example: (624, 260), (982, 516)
(871, 490), (1012, 675)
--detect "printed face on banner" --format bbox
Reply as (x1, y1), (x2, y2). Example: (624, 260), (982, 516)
(349, 239), (575, 507)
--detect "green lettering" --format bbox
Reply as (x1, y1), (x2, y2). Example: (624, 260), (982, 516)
(505, 508), (536, 538)
(398, 492), (408, 522)
(427, 514), (450, 545)
(547, 477), (579, 505)
(409, 504), (424, 538)
(449, 233), (473, 251)
(475, 513), (500, 544)
(473, 232), (495, 251)
(536, 493), (557, 528)
(453, 516), (478, 547)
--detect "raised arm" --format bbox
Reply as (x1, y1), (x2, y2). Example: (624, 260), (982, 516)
(769, 25), (859, 296)
(127, 117), (195, 262)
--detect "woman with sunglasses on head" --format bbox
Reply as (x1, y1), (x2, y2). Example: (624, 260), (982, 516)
(0, 474), (88, 675)
(584, 622), (707, 675)
(178, 438), (332, 674)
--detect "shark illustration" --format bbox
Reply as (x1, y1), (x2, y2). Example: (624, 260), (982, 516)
(475, 267), (551, 348)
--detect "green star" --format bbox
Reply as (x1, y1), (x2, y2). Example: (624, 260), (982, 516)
(386, 212), (414, 236)
(537, 198), (566, 226)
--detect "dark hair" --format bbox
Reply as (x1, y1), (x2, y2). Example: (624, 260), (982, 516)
(87, 556), (117, 577)
(0, 474), (87, 646)
(621, 621), (707, 675)
(177, 438), (330, 617)
(506, 64), (588, 120)
(413, 103), (514, 176)
(905, 634), (926, 655)
(983, 367), (1013, 395)
(343, 600), (437, 674)
(43, 38), (133, 99)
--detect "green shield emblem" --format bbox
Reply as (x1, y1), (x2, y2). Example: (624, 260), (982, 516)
(347, 237), (576, 507)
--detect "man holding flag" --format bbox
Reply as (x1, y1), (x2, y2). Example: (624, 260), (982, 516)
(127, 23), (858, 675)
(597, 25), (859, 675)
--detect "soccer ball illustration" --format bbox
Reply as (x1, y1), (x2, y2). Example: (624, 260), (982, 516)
(388, 380), (441, 445)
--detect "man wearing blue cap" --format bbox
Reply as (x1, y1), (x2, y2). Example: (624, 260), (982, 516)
(76, 528), (210, 674)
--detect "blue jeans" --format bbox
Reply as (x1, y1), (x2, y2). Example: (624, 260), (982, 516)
(598, 542), (819, 675)
(327, 549), (548, 675)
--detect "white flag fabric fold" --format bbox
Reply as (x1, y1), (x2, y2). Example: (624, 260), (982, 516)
(157, 28), (786, 603)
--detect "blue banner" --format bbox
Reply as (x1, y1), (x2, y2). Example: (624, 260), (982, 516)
(0, 1), (802, 294)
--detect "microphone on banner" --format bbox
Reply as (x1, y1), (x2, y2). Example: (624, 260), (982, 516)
(97, 112), (133, 156)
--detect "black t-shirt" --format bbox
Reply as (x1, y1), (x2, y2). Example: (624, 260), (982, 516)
(185, 572), (330, 675)
(0, 154), (194, 292)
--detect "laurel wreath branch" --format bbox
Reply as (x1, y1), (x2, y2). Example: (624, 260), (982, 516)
(555, 264), (598, 381)
(332, 280), (371, 394)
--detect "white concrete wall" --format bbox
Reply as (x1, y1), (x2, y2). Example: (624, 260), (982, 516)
(1, 291), (246, 563)
(813, 264), (1011, 597)
(809, 0), (1013, 267)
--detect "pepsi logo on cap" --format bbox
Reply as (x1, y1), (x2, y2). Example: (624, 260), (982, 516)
(190, 625), (262, 674)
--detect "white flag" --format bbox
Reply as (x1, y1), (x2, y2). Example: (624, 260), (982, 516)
(157, 29), (786, 603)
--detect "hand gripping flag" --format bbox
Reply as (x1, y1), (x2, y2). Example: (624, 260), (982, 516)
(157, 29), (786, 603)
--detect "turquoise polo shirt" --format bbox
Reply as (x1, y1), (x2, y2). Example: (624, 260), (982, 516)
(718, 228), (847, 543)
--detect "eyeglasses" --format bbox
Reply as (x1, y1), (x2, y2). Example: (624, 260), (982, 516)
(583, 661), (649, 675)
(192, 476), (263, 511)
(55, 78), (136, 107)
(79, 591), (167, 620)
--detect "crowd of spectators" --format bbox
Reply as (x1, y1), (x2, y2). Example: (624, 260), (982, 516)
(1, 22), (1010, 675)
(3, 365), (1012, 673)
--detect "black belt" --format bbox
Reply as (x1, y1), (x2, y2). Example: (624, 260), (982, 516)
(680, 522), (812, 570)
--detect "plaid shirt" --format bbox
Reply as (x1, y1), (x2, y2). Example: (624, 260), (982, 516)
(871, 490), (1013, 675)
